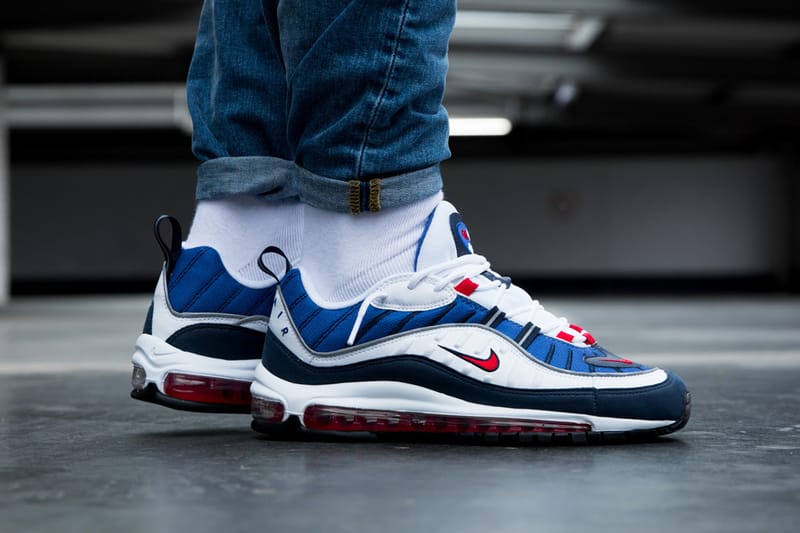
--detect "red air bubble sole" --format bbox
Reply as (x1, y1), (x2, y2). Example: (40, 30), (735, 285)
(300, 404), (593, 434)
(163, 372), (252, 407)
(251, 396), (286, 423)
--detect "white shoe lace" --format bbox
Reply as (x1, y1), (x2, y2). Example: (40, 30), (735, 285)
(346, 254), (583, 346)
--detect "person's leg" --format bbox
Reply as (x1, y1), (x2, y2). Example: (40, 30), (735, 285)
(276, 0), (454, 302)
(131, 0), (301, 412)
(278, 0), (452, 213)
(187, 0), (302, 279)
(189, 0), (294, 202)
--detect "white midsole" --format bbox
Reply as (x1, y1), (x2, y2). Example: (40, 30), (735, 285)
(132, 334), (260, 393)
(251, 364), (674, 432)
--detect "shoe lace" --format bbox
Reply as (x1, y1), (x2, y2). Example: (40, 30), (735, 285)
(346, 254), (585, 346)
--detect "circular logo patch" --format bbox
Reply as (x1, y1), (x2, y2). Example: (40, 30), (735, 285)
(455, 221), (473, 253)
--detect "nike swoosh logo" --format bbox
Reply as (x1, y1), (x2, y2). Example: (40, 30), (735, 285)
(439, 345), (500, 372)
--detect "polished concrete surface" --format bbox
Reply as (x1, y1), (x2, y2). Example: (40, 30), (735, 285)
(1, 295), (799, 533)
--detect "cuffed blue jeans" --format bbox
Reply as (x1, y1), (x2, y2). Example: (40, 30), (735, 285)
(188, 0), (455, 213)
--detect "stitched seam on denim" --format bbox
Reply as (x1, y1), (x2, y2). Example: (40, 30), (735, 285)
(349, 180), (361, 214)
(368, 178), (381, 212)
(355, 0), (411, 180)
(184, 268), (226, 311)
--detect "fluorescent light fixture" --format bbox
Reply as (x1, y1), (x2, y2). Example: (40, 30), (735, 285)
(449, 117), (513, 137)
(456, 11), (574, 32)
(453, 10), (604, 51)
(5, 84), (191, 130)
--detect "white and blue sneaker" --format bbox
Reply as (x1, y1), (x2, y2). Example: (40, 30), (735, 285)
(131, 216), (276, 413)
(250, 201), (690, 442)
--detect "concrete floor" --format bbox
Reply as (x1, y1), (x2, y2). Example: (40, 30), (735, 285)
(1, 295), (799, 533)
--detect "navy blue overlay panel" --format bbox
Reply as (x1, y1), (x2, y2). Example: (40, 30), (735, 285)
(167, 324), (265, 360)
(262, 331), (687, 422)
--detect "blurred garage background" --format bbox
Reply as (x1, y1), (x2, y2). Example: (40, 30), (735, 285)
(2, 0), (800, 303)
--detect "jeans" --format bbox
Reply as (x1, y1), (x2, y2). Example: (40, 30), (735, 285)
(188, 0), (455, 213)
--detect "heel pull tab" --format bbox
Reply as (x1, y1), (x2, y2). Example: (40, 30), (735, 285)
(257, 246), (292, 283)
(154, 215), (183, 278)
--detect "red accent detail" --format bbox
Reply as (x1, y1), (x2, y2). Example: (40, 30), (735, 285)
(302, 405), (592, 434)
(163, 373), (251, 406)
(460, 228), (470, 241)
(454, 349), (500, 372)
(566, 324), (596, 345)
(556, 331), (575, 343)
(251, 396), (286, 423)
(454, 278), (479, 296)
(603, 358), (634, 365)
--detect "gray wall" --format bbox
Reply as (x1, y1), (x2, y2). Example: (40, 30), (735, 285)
(9, 155), (793, 283)
(442, 156), (789, 277)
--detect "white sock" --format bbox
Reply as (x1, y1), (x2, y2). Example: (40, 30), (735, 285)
(302, 191), (443, 302)
(184, 196), (303, 287)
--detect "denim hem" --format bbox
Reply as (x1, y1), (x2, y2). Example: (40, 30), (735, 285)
(295, 164), (443, 214)
(195, 156), (298, 202)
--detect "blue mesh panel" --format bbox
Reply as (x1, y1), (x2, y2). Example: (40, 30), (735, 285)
(167, 247), (273, 316)
(357, 309), (414, 344)
(396, 305), (455, 333)
(278, 271), (652, 375)
(593, 365), (619, 373)
(280, 270), (360, 351)
(547, 341), (572, 370)
(495, 319), (523, 341)
(305, 306), (360, 351)
(525, 335), (554, 365)
(441, 297), (485, 324)
(569, 350), (593, 373)
(524, 333), (650, 374)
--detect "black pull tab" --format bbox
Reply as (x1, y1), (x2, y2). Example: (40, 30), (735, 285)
(257, 246), (292, 283)
(153, 215), (183, 278)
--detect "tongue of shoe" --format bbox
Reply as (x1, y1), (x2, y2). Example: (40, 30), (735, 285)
(412, 201), (574, 341)
(414, 201), (475, 272)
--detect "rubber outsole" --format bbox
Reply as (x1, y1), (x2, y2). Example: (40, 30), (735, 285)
(130, 383), (251, 414)
(250, 391), (691, 445)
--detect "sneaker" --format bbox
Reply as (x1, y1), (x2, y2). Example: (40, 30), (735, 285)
(131, 216), (276, 413)
(250, 201), (690, 442)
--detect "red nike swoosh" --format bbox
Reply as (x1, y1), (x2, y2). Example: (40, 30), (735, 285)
(439, 345), (500, 372)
